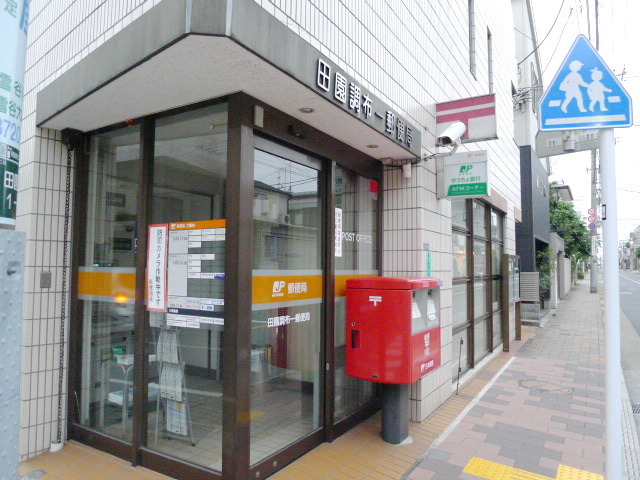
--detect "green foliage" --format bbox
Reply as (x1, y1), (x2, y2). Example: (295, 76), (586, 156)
(536, 247), (556, 299)
(636, 246), (640, 259)
(549, 183), (591, 263)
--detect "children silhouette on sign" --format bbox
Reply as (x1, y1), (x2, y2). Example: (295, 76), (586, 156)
(587, 67), (612, 112)
(559, 60), (589, 113)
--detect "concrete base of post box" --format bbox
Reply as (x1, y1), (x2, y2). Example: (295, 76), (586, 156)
(381, 384), (410, 444)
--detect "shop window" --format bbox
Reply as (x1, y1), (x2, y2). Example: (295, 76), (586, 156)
(473, 280), (489, 319)
(250, 140), (322, 465)
(333, 166), (377, 422)
(146, 103), (228, 471)
(77, 123), (142, 442)
(452, 283), (468, 329)
(473, 240), (488, 277)
(452, 198), (467, 230)
(452, 199), (505, 379)
(474, 318), (490, 361)
(472, 201), (488, 238)
(452, 232), (468, 278)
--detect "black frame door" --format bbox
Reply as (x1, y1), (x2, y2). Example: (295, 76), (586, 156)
(68, 92), (383, 480)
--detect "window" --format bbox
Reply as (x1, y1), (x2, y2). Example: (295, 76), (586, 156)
(451, 199), (505, 375)
(468, 0), (476, 77)
(487, 29), (493, 93)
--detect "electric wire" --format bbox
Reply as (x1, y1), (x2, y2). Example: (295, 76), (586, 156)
(517, 0), (566, 67)
(542, 9), (576, 76)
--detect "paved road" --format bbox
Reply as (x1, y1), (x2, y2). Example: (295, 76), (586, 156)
(619, 269), (640, 434)
(620, 270), (640, 335)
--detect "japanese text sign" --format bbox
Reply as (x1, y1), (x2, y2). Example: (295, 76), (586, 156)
(0, 0), (29, 225)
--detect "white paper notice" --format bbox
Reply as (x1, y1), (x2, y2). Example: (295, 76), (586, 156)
(335, 208), (343, 257)
(147, 224), (168, 311)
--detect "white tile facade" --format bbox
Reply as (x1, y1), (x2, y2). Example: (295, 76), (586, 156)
(18, 0), (165, 460)
(18, 0), (522, 458)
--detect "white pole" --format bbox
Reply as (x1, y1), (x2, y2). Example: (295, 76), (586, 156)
(600, 128), (621, 478)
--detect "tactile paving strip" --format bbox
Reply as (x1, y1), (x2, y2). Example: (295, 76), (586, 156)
(464, 457), (553, 480)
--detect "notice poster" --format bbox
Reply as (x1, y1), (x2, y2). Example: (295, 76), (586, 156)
(166, 220), (226, 328)
(335, 208), (343, 257)
(147, 224), (168, 311)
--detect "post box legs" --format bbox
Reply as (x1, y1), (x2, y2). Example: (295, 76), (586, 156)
(381, 383), (410, 444)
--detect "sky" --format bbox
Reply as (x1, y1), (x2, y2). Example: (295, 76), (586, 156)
(530, 0), (640, 240)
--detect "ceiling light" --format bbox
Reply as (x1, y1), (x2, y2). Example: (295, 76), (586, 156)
(299, 107), (314, 113)
(367, 144), (378, 149)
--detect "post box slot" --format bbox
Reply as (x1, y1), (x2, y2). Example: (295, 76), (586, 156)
(351, 329), (360, 349)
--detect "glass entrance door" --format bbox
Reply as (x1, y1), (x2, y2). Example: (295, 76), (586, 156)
(250, 140), (323, 465)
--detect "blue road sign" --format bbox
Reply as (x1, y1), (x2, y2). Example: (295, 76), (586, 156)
(539, 35), (632, 131)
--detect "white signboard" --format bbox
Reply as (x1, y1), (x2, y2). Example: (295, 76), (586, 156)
(165, 220), (226, 328)
(443, 150), (491, 198)
(0, 1), (29, 225)
(147, 224), (168, 311)
(335, 207), (343, 257)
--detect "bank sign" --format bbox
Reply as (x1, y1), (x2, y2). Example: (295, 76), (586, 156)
(0, 0), (29, 225)
(444, 150), (491, 198)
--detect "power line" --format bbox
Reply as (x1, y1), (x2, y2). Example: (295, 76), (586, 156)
(542, 9), (575, 75)
(517, 0), (566, 67)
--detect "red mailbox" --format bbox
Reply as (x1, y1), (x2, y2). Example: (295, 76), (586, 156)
(346, 277), (442, 384)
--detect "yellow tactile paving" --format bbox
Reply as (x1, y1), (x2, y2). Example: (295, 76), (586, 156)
(555, 465), (604, 480)
(464, 457), (554, 480)
(464, 457), (604, 480)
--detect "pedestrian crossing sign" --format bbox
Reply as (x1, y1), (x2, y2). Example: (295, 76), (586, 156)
(539, 34), (632, 131)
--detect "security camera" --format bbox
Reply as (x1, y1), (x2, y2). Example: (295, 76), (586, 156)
(436, 121), (466, 147)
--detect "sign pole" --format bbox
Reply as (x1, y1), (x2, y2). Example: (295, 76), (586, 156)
(590, 150), (598, 293)
(600, 128), (621, 478)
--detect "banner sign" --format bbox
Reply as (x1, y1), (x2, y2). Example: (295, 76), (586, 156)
(147, 224), (168, 311)
(444, 150), (491, 198)
(0, 0), (29, 225)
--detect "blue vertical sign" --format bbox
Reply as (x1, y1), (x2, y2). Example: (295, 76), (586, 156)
(539, 35), (632, 131)
(0, 0), (29, 226)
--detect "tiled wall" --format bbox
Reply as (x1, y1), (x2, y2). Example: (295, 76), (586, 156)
(17, 0), (164, 461)
(257, 0), (521, 420)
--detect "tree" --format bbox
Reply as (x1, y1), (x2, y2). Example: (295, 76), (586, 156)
(636, 246), (640, 259)
(549, 183), (591, 265)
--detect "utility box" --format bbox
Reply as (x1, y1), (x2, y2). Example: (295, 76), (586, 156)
(346, 277), (442, 384)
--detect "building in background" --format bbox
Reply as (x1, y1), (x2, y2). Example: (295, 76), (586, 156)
(621, 226), (640, 270)
(512, 0), (551, 317)
(17, 1), (524, 478)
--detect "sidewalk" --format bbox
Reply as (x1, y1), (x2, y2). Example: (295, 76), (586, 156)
(21, 280), (629, 480)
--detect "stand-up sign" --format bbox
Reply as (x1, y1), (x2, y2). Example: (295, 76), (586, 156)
(444, 150), (491, 198)
(0, 0), (29, 226)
